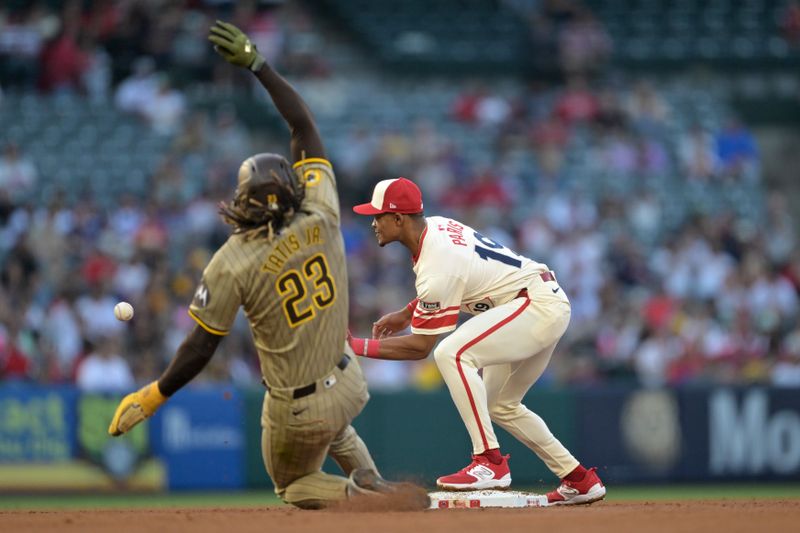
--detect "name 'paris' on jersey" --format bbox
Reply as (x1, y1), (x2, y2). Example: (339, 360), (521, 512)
(409, 216), (551, 335)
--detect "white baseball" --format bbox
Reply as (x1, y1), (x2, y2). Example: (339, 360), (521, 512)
(114, 301), (134, 321)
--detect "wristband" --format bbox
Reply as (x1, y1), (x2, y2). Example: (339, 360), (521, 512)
(406, 298), (418, 314)
(350, 336), (381, 358)
(249, 52), (266, 73)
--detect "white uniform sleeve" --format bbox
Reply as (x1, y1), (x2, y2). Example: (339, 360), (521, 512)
(410, 274), (465, 335)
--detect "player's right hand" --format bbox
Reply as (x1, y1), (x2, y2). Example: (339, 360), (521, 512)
(372, 309), (412, 339)
(208, 20), (266, 72)
(347, 330), (381, 357)
(108, 381), (168, 436)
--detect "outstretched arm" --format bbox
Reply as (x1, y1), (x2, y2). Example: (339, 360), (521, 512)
(253, 66), (324, 163)
(208, 20), (324, 162)
(158, 326), (223, 395)
(108, 326), (223, 436)
(348, 330), (439, 361)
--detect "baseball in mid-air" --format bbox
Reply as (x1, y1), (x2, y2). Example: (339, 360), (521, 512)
(114, 301), (135, 321)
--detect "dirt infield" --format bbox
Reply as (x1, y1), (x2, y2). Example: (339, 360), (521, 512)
(3, 500), (799, 533)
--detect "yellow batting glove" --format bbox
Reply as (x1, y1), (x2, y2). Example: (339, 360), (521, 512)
(108, 381), (168, 436)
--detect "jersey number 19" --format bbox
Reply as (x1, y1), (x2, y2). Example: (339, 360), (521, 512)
(473, 232), (521, 268)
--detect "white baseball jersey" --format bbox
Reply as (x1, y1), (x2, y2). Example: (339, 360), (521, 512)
(410, 216), (550, 335)
(412, 216), (578, 475)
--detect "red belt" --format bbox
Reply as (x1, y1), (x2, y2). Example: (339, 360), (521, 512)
(516, 271), (556, 298)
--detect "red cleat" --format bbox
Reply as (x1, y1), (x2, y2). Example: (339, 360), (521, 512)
(546, 467), (606, 505)
(436, 454), (511, 490)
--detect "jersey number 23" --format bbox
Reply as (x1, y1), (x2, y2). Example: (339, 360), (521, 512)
(276, 253), (336, 327)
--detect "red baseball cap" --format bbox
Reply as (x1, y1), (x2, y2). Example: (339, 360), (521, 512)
(353, 178), (424, 215)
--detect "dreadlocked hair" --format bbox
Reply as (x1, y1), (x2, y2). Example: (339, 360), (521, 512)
(218, 181), (301, 240)
(218, 200), (297, 241)
(221, 155), (307, 240)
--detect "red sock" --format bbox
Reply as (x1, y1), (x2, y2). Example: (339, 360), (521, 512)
(480, 448), (503, 465)
(564, 465), (587, 482)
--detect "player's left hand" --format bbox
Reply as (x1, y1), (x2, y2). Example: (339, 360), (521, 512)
(108, 381), (168, 436)
(208, 20), (266, 72)
(372, 309), (411, 339)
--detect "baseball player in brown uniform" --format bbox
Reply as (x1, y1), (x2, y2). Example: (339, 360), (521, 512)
(108, 21), (427, 510)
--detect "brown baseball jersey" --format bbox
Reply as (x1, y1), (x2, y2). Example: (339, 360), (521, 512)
(189, 158), (349, 389)
(188, 157), (376, 506)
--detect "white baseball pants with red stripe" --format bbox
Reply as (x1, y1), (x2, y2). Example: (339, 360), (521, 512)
(433, 275), (580, 479)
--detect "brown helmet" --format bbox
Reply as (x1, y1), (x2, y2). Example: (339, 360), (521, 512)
(219, 153), (305, 238)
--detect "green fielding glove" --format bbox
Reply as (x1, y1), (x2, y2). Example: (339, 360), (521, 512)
(208, 20), (266, 72)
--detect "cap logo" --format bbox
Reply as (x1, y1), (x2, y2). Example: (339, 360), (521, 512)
(389, 202), (397, 209)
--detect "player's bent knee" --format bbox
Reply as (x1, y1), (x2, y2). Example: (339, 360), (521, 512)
(432, 342), (456, 367)
(433, 335), (480, 369)
(289, 498), (328, 510)
(282, 488), (340, 510)
(488, 402), (523, 423)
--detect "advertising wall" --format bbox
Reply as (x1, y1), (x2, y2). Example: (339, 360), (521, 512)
(577, 387), (800, 483)
(0, 384), (77, 462)
(0, 384), (245, 491)
(1, 383), (798, 490)
(150, 385), (246, 489)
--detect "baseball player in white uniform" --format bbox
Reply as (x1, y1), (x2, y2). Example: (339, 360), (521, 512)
(348, 178), (606, 505)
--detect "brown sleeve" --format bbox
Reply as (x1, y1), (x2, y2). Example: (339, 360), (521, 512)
(189, 248), (241, 335)
(157, 326), (223, 396)
(253, 65), (324, 163)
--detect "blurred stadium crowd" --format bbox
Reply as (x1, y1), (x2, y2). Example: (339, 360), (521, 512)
(1, 0), (799, 392)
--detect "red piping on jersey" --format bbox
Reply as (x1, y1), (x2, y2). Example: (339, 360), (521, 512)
(455, 293), (531, 452)
(412, 226), (428, 265)
(412, 313), (460, 330)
